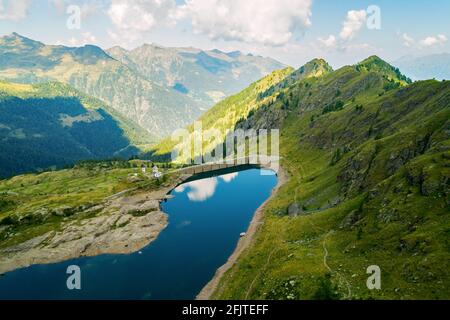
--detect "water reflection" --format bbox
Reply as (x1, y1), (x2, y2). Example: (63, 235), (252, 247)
(220, 172), (238, 182)
(174, 172), (240, 202)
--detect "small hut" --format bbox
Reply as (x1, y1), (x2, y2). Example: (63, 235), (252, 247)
(153, 165), (162, 178)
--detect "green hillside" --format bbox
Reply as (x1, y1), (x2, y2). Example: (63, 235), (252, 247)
(149, 62), (332, 162)
(216, 58), (449, 300)
(0, 80), (154, 178)
(155, 56), (449, 299)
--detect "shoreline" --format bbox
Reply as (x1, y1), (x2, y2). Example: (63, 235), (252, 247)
(196, 165), (288, 300)
(0, 173), (192, 275)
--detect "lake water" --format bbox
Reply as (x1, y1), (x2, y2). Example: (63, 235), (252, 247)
(0, 167), (277, 299)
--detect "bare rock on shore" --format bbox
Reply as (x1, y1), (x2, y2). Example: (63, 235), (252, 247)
(0, 196), (168, 275)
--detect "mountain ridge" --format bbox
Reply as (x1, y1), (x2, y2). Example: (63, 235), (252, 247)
(106, 41), (286, 106)
(150, 56), (409, 162)
(0, 32), (286, 137)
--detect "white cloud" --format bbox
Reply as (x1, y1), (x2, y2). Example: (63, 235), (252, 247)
(106, 0), (312, 47)
(0, 0), (32, 21)
(174, 177), (219, 201)
(402, 33), (415, 47)
(316, 37), (373, 54)
(318, 35), (337, 48)
(48, 0), (65, 14)
(174, 185), (185, 193)
(420, 34), (447, 47)
(185, 177), (218, 202)
(339, 10), (367, 41)
(220, 172), (238, 183)
(173, 173), (238, 201)
(399, 33), (448, 49)
(81, 2), (102, 18)
(107, 0), (178, 45)
(317, 9), (369, 52)
(179, 0), (312, 46)
(341, 42), (372, 52)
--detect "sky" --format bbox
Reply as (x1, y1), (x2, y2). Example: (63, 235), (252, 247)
(0, 0), (449, 68)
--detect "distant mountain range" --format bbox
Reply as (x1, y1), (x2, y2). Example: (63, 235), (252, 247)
(0, 33), (285, 137)
(107, 45), (285, 106)
(393, 53), (450, 81)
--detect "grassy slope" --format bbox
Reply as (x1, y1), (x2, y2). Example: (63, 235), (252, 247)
(0, 160), (173, 251)
(207, 58), (449, 299)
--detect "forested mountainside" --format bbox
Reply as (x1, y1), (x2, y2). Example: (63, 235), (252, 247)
(153, 55), (449, 299)
(0, 80), (153, 178)
(0, 33), (284, 137)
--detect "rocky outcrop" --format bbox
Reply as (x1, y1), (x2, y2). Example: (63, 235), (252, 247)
(288, 203), (300, 217)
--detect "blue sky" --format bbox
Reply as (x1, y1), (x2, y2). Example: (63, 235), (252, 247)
(0, 0), (449, 67)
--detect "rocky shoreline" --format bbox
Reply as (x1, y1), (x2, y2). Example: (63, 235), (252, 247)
(0, 174), (192, 275)
(196, 165), (288, 300)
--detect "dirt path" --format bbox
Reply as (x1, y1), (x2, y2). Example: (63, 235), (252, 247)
(311, 222), (353, 299)
(244, 247), (278, 299)
(196, 166), (289, 300)
(285, 155), (353, 299)
(323, 233), (332, 273)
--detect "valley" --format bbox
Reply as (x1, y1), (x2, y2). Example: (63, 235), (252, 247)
(0, 35), (448, 300)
